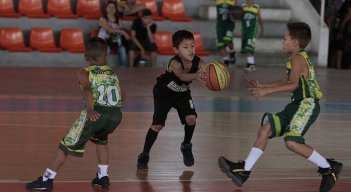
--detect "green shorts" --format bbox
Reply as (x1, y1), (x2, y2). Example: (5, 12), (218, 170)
(261, 98), (320, 144)
(59, 105), (122, 157)
(216, 20), (235, 49)
(241, 27), (258, 53)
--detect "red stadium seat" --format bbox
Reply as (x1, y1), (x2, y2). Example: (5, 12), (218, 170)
(0, 0), (21, 17)
(30, 28), (62, 52)
(135, 0), (164, 21)
(47, 0), (78, 19)
(0, 27), (32, 52)
(76, 0), (102, 19)
(155, 31), (174, 55)
(18, 0), (50, 18)
(193, 32), (210, 56)
(59, 28), (85, 53)
(161, 0), (192, 22)
(90, 28), (99, 38)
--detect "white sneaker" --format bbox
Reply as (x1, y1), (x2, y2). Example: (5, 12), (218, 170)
(245, 64), (256, 72)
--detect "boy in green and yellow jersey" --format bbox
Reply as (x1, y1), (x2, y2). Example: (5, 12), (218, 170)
(218, 22), (343, 192)
(241, 0), (264, 72)
(215, 0), (237, 66)
(26, 37), (126, 191)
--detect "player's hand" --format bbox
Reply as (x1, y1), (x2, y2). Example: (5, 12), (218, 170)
(86, 109), (100, 121)
(248, 87), (268, 100)
(197, 65), (206, 85)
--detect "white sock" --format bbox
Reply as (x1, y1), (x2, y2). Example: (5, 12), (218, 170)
(307, 150), (330, 168)
(98, 164), (109, 179)
(244, 147), (263, 171)
(247, 56), (255, 64)
(42, 168), (57, 181)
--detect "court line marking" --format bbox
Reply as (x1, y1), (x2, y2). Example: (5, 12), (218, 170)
(2, 176), (351, 184)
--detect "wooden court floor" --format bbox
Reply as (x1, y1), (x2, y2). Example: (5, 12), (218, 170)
(0, 67), (350, 192)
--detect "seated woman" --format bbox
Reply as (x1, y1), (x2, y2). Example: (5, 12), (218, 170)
(98, 1), (130, 67)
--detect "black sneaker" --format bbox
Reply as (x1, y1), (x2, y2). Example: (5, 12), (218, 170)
(92, 174), (110, 188)
(318, 158), (343, 192)
(26, 176), (53, 191)
(137, 152), (149, 170)
(180, 143), (194, 167)
(218, 156), (251, 187)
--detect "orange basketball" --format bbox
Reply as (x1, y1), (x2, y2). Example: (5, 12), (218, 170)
(204, 61), (231, 91)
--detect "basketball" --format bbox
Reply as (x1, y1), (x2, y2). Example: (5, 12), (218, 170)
(229, 5), (244, 20)
(204, 61), (231, 91)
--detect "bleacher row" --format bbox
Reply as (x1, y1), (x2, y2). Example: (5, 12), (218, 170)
(0, 27), (210, 56)
(0, 0), (192, 21)
(0, 0), (210, 56)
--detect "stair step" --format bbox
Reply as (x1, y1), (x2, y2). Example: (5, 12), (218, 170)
(198, 5), (291, 21)
(233, 37), (283, 53)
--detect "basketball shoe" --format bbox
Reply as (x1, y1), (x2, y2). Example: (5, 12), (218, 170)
(218, 156), (251, 187)
(318, 158), (343, 192)
(92, 174), (110, 188)
(245, 64), (256, 72)
(137, 152), (150, 170)
(181, 143), (194, 166)
(26, 176), (53, 191)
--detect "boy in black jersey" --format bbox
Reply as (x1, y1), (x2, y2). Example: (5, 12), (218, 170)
(137, 30), (206, 170)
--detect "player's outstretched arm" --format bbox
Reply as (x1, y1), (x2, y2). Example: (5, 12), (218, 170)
(248, 55), (304, 99)
(197, 60), (207, 85)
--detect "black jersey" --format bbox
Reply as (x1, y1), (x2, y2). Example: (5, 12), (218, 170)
(154, 55), (200, 96)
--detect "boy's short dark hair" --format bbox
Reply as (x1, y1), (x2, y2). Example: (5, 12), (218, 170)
(141, 8), (152, 17)
(85, 37), (108, 62)
(172, 30), (194, 48)
(287, 22), (311, 49)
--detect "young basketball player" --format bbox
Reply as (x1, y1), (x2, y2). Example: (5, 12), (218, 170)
(26, 37), (126, 190)
(218, 22), (343, 192)
(137, 30), (206, 169)
(241, 0), (264, 72)
(215, 0), (237, 66)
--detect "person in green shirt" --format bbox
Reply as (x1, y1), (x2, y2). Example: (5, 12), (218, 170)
(26, 37), (126, 190)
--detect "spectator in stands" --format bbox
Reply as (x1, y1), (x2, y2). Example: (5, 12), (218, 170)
(335, 1), (351, 69)
(215, 0), (237, 66)
(325, 0), (345, 68)
(241, 0), (264, 72)
(128, 9), (158, 67)
(109, 0), (146, 16)
(98, 1), (130, 67)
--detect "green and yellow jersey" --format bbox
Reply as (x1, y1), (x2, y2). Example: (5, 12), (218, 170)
(287, 50), (323, 102)
(83, 65), (122, 107)
(242, 3), (260, 31)
(216, 0), (236, 21)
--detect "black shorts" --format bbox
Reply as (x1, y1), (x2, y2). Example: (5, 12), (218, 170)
(152, 87), (197, 126)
